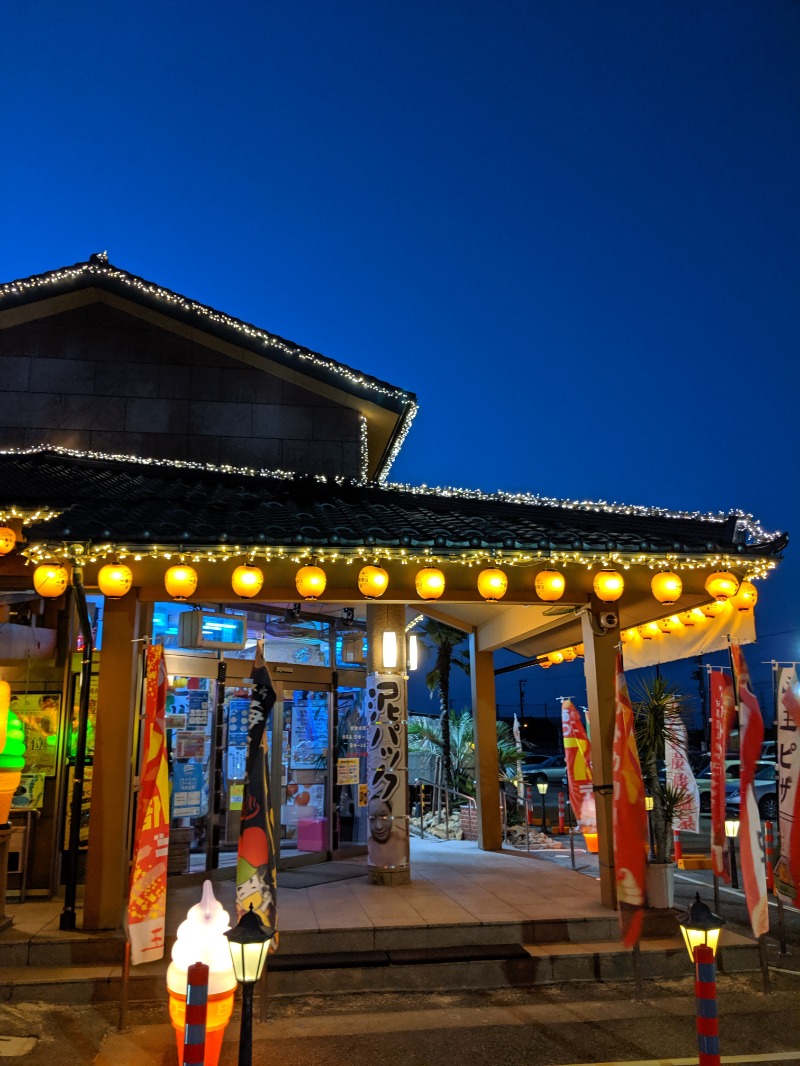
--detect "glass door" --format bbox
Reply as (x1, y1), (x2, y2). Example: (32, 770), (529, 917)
(271, 684), (332, 866)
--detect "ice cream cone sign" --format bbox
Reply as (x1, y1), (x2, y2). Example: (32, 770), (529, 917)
(0, 679), (25, 825)
(166, 880), (237, 1066)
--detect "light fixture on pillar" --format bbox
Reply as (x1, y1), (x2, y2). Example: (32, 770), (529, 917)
(705, 571), (739, 601)
(415, 567), (445, 600)
(592, 569), (624, 602)
(97, 563), (133, 600)
(382, 630), (398, 669)
(534, 568), (565, 602)
(358, 564), (389, 598)
(0, 527), (16, 556)
(164, 564), (198, 602)
(231, 564), (264, 599)
(296, 563), (326, 601)
(477, 567), (508, 602)
(33, 563), (70, 598)
(651, 571), (682, 605)
(731, 580), (757, 612)
(407, 634), (418, 671)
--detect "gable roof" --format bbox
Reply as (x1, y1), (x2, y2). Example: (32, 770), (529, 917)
(0, 254), (417, 481)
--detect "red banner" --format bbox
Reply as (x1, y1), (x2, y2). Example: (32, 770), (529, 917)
(709, 671), (735, 880)
(730, 645), (768, 938)
(612, 655), (649, 946)
(561, 699), (596, 833)
(775, 666), (800, 908)
(127, 644), (170, 964)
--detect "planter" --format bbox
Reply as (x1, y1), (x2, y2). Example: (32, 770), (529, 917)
(645, 861), (675, 909)
(459, 804), (478, 841)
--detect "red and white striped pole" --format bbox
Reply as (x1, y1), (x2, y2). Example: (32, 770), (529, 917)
(557, 792), (565, 834)
(694, 945), (720, 1066)
(764, 820), (775, 893)
(183, 961), (209, 1066)
(673, 830), (683, 866)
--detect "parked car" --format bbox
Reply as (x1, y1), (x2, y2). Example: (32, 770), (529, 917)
(522, 755), (567, 786)
(696, 759), (777, 819)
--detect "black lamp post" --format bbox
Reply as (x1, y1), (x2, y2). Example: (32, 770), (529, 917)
(224, 905), (274, 1066)
(536, 772), (549, 835)
(725, 815), (740, 890)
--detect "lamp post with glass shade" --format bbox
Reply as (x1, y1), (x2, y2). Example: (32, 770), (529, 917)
(536, 773), (549, 835)
(224, 906), (274, 1066)
(679, 893), (725, 1066)
(724, 816), (740, 889)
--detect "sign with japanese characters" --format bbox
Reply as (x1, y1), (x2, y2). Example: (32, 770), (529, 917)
(775, 665), (800, 909)
(665, 714), (700, 832)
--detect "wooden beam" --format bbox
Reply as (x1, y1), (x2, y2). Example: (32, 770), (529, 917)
(469, 633), (502, 851)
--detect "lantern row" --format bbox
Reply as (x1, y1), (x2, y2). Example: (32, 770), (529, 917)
(22, 554), (758, 610)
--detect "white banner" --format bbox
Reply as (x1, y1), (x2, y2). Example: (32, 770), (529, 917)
(665, 716), (700, 833)
(623, 601), (755, 671)
(775, 666), (800, 909)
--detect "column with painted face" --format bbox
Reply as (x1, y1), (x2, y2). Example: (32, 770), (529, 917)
(365, 675), (409, 871)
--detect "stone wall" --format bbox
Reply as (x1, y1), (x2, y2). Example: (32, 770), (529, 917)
(0, 302), (361, 477)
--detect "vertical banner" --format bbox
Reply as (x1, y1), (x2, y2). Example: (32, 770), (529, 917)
(561, 699), (597, 834)
(127, 644), (170, 965)
(730, 645), (769, 938)
(235, 640), (278, 936)
(775, 666), (800, 908)
(665, 716), (700, 832)
(612, 655), (649, 946)
(366, 673), (409, 871)
(709, 670), (735, 881)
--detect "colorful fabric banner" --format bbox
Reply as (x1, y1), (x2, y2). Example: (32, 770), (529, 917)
(235, 641), (278, 938)
(366, 673), (409, 870)
(709, 670), (735, 881)
(127, 644), (170, 965)
(775, 666), (800, 908)
(612, 655), (649, 946)
(730, 645), (768, 938)
(561, 699), (596, 833)
(665, 716), (700, 832)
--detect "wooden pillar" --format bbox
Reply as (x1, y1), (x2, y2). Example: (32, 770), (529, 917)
(469, 633), (502, 851)
(581, 605), (619, 909)
(83, 595), (147, 929)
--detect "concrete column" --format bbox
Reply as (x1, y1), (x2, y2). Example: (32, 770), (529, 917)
(365, 604), (410, 885)
(83, 595), (148, 929)
(581, 604), (619, 909)
(469, 633), (502, 851)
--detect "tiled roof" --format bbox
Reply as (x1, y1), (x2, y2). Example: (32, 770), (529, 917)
(0, 449), (787, 558)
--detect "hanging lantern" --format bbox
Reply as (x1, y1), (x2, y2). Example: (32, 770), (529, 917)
(477, 567), (508, 602)
(231, 564), (264, 599)
(97, 563), (133, 600)
(731, 580), (758, 612)
(702, 600), (726, 618)
(704, 571), (739, 601)
(33, 563), (70, 598)
(296, 564), (327, 600)
(592, 569), (624, 602)
(539, 659), (552, 670)
(534, 569), (565, 602)
(415, 567), (445, 600)
(0, 527), (16, 556)
(651, 571), (682, 606)
(358, 565), (389, 599)
(620, 629), (637, 643)
(639, 622), (660, 640)
(561, 647), (577, 662)
(164, 564), (198, 601)
(547, 650), (564, 665)
(657, 617), (672, 633)
(574, 643), (585, 657)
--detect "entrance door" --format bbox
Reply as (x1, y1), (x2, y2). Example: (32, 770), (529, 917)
(270, 682), (332, 868)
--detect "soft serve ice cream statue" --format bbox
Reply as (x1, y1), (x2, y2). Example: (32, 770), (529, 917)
(166, 880), (237, 1066)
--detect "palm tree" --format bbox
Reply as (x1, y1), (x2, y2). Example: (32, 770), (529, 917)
(417, 618), (469, 790)
(633, 675), (689, 864)
(408, 709), (520, 798)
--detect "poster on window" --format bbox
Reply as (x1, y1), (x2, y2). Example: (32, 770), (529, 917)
(171, 761), (206, 818)
(186, 690), (210, 730)
(12, 694), (60, 776)
(290, 694), (328, 768)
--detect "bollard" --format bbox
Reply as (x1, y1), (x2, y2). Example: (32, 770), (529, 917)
(764, 821), (775, 893)
(182, 962), (209, 1066)
(557, 792), (565, 834)
(694, 945), (721, 1066)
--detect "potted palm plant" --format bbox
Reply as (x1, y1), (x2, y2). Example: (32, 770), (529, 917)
(633, 676), (690, 909)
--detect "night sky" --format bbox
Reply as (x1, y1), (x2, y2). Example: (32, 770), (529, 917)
(2, 2), (797, 728)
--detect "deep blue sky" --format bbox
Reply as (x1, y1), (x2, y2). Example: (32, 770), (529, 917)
(2, 2), (798, 722)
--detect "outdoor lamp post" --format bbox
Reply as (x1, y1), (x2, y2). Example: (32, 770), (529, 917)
(645, 794), (655, 859)
(724, 816), (740, 890)
(224, 905), (274, 1066)
(536, 772), (549, 835)
(679, 893), (725, 1066)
